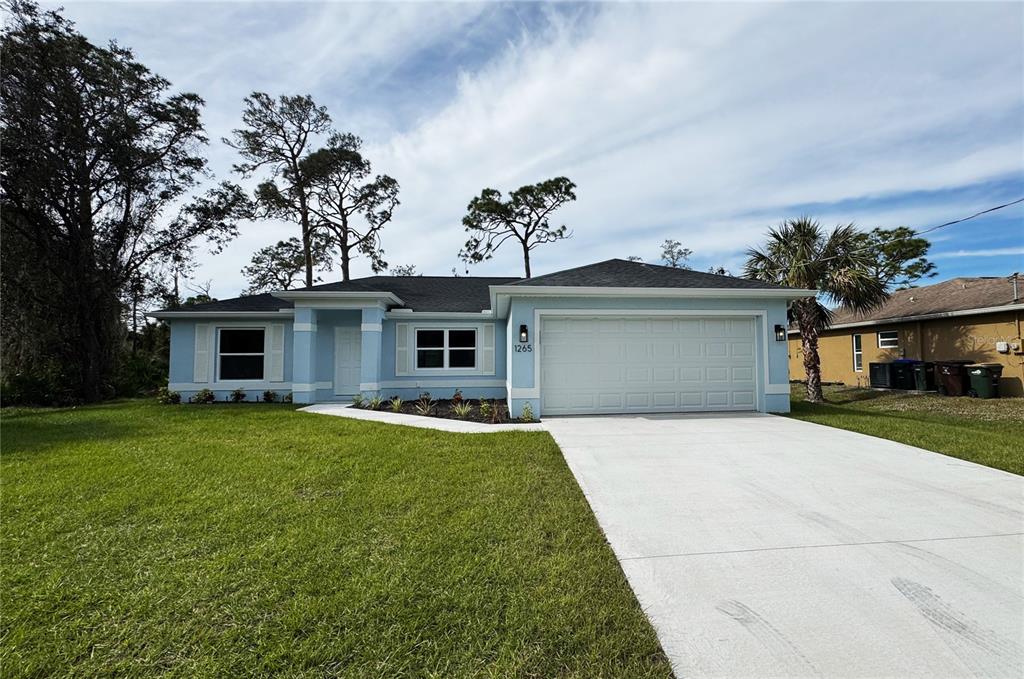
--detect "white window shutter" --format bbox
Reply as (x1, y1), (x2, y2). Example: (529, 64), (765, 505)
(395, 323), (409, 375)
(482, 323), (495, 374)
(193, 324), (211, 382)
(268, 323), (285, 382)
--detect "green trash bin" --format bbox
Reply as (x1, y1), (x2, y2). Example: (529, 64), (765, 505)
(966, 364), (1003, 398)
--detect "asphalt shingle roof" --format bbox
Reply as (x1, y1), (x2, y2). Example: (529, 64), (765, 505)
(158, 258), (802, 315)
(829, 275), (1022, 326)
(168, 293), (293, 313)
(299, 276), (520, 312)
(507, 258), (792, 290)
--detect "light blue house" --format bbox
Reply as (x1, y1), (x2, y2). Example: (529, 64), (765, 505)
(150, 259), (814, 417)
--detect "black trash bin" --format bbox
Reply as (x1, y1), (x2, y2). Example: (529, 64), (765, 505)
(935, 360), (973, 396)
(891, 359), (921, 390)
(966, 364), (1003, 399)
(911, 362), (935, 391)
(869, 362), (894, 388)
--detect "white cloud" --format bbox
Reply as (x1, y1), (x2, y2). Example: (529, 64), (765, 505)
(51, 1), (1024, 296)
(932, 247), (1024, 259)
(367, 2), (1023, 280)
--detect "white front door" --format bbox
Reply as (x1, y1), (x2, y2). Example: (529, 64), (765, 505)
(334, 327), (361, 395)
(539, 315), (758, 415)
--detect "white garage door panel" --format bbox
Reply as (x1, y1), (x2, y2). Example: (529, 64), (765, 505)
(540, 315), (757, 415)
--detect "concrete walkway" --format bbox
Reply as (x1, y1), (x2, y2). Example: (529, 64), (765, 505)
(300, 403), (546, 433)
(544, 413), (1023, 678)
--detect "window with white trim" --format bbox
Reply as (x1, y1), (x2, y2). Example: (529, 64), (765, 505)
(415, 328), (476, 369)
(852, 334), (863, 372)
(877, 330), (899, 349)
(218, 328), (265, 380)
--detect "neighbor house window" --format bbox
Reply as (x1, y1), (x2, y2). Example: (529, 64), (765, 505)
(415, 328), (476, 369)
(853, 334), (863, 372)
(877, 330), (899, 349)
(218, 328), (265, 380)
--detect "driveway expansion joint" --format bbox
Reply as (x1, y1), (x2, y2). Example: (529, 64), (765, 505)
(618, 531), (1024, 561)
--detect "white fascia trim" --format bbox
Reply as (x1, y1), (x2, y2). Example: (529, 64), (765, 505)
(490, 285), (816, 297)
(489, 285), (815, 316)
(527, 309), (794, 412)
(798, 303), (1024, 333)
(361, 322), (383, 332)
(385, 310), (494, 319)
(148, 310), (294, 320)
(272, 290), (402, 307)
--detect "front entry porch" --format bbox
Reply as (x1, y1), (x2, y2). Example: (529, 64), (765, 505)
(292, 305), (383, 404)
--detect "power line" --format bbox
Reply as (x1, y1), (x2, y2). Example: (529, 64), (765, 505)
(913, 197), (1024, 235)
(779, 197), (1024, 267)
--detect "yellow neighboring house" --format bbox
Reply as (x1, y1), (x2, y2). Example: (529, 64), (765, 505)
(788, 274), (1024, 397)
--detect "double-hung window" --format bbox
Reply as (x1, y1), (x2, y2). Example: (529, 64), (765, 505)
(877, 330), (899, 349)
(218, 328), (265, 380)
(852, 334), (863, 372)
(415, 328), (476, 369)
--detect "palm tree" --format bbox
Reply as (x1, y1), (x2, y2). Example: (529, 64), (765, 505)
(744, 217), (888, 403)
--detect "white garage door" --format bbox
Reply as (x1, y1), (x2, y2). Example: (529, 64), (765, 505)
(539, 315), (758, 415)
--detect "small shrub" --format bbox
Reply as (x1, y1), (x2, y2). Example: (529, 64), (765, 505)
(229, 388), (247, 403)
(390, 397), (403, 412)
(351, 393), (365, 408)
(262, 390), (278, 403)
(368, 395), (383, 410)
(479, 399), (492, 419)
(451, 388), (464, 404)
(452, 401), (473, 419)
(414, 393), (435, 416)
(282, 392), (293, 403)
(490, 400), (506, 424)
(193, 388), (216, 404)
(519, 401), (535, 423)
(156, 387), (181, 405)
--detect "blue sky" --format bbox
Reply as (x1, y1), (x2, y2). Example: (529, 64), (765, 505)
(50, 1), (1024, 297)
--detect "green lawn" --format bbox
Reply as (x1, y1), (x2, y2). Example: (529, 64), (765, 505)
(786, 384), (1024, 475)
(1, 401), (670, 678)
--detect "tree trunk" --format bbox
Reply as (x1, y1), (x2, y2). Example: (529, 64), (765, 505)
(800, 323), (824, 403)
(522, 243), (531, 278)
(298, 190), (314, 288)
(341, 251), (350, 281)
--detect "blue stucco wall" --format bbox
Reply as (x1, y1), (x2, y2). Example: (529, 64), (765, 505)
(376, 318), (508, 401)
(506, 296), (792, 417)
(168, 317), (294, 402)
(168, 312), (506, 403)
(166, 296), (792, 414)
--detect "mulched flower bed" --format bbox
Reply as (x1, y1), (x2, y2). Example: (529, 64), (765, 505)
(353, 398), (538, 425)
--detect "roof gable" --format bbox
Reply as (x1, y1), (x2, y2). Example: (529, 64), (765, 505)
(507, 258), (791, 290)
(299, 275), (520, 312)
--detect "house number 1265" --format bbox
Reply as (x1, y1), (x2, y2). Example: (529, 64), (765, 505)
(514, 344), (533, 353)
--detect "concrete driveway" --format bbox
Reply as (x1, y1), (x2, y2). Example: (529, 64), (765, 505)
(544, 413), (1023, 678)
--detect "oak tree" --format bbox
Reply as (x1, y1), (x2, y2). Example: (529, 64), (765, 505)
(1, 1), (248, 402)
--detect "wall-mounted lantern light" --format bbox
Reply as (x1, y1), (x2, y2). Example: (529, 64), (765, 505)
(774, 324), (787, 342)
(519, 324), (529, 343)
